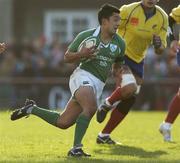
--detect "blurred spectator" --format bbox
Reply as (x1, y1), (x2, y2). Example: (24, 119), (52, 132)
(0, 35), (179, 110)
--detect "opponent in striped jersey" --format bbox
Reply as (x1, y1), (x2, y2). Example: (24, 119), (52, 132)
(96, 0), (168, 144)
(159, 5), (180, 142)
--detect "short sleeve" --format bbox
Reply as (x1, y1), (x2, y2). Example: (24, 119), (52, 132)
(68, 32), (86, 52)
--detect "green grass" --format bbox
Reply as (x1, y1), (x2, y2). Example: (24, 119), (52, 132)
(1, 111), (180, 163)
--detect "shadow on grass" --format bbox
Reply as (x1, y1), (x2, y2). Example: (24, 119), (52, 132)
(94, 144), (167, 158)
(63, 157), (120, 163)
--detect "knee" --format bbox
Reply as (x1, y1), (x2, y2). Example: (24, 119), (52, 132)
(82, 107), (96, 118)
(121, 83), (137, 99)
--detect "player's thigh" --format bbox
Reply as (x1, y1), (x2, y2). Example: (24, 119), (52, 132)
(118, 65), (137, 97)
(69, 68), (104, 117)
(57, 97), (82, 128)
(121, 65), (133, 74)
(75, 86), (97, 118)
(133, 73), (143, 85)
(121, 69), (143, 86)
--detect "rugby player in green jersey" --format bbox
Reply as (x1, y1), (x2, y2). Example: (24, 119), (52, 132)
(10, 4), (132, 157)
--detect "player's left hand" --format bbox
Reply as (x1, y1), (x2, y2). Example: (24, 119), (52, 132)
(0, 43), (6, 54)
(153, 35), (162, 49)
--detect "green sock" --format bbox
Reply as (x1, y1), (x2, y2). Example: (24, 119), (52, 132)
(73, 115), (91, 147)
(31, 106), (60, 126)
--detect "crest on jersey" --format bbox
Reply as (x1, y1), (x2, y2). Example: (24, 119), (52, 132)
(130, 17), (139, 26)
(110, 44), (117, 53)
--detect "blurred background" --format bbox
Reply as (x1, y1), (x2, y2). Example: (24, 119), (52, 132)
(0, 0), (179, 110)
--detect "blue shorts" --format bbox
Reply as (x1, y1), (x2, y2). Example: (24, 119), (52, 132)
(124, 55), (144, 78)
(177, 50), (180, 66)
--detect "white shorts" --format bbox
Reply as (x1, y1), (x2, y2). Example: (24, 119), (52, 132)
(69, 67), (105, 101)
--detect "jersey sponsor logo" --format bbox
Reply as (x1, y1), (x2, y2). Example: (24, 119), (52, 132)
(110, 44), (117, 53)
(130, 17), (139, 26)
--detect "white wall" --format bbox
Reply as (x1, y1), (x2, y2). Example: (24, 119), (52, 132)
(0, 0), (13, 42)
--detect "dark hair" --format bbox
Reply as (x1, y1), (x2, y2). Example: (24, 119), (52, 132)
(98, 3), (120, 25)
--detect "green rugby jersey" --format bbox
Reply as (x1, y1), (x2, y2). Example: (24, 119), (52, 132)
(68, 26), (125, 82)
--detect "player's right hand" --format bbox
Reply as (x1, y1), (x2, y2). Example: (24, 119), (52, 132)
(153, 35), (162, 49)
(0, 43), (6, 54)
(79, 44), (98, 59)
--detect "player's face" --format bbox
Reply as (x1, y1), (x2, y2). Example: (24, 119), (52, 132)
(106, 13), (120, 35)
(142, 0), (158, 8)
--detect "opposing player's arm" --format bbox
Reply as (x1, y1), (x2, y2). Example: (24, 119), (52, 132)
(168, 16), (176, 41)
(153, 14), (168, 55)
(0, 43), (6, 54)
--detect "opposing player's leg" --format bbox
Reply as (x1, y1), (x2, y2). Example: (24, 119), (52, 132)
(96, 59), (144, 144)
(97, 95), (136, 144)
(159, 88), (180, 142)
(96, 65), (137, 123)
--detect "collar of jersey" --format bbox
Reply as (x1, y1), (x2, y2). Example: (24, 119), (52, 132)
(93, 26), (111, 48)
(93, 26), (101, 37)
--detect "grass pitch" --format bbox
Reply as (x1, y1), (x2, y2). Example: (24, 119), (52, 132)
(1, 111), (180, 163)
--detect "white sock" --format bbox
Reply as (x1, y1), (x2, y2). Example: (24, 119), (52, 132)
(99, 132), (110, 137)
(105, 98), (112, 106)
(163, 122), (172, 130)
(106, 98), (121, 107)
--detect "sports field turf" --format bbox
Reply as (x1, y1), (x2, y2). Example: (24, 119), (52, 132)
(1, 111), (180, 163)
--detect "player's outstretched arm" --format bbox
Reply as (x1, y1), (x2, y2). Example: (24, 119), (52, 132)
(0, 43), (6, 54)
